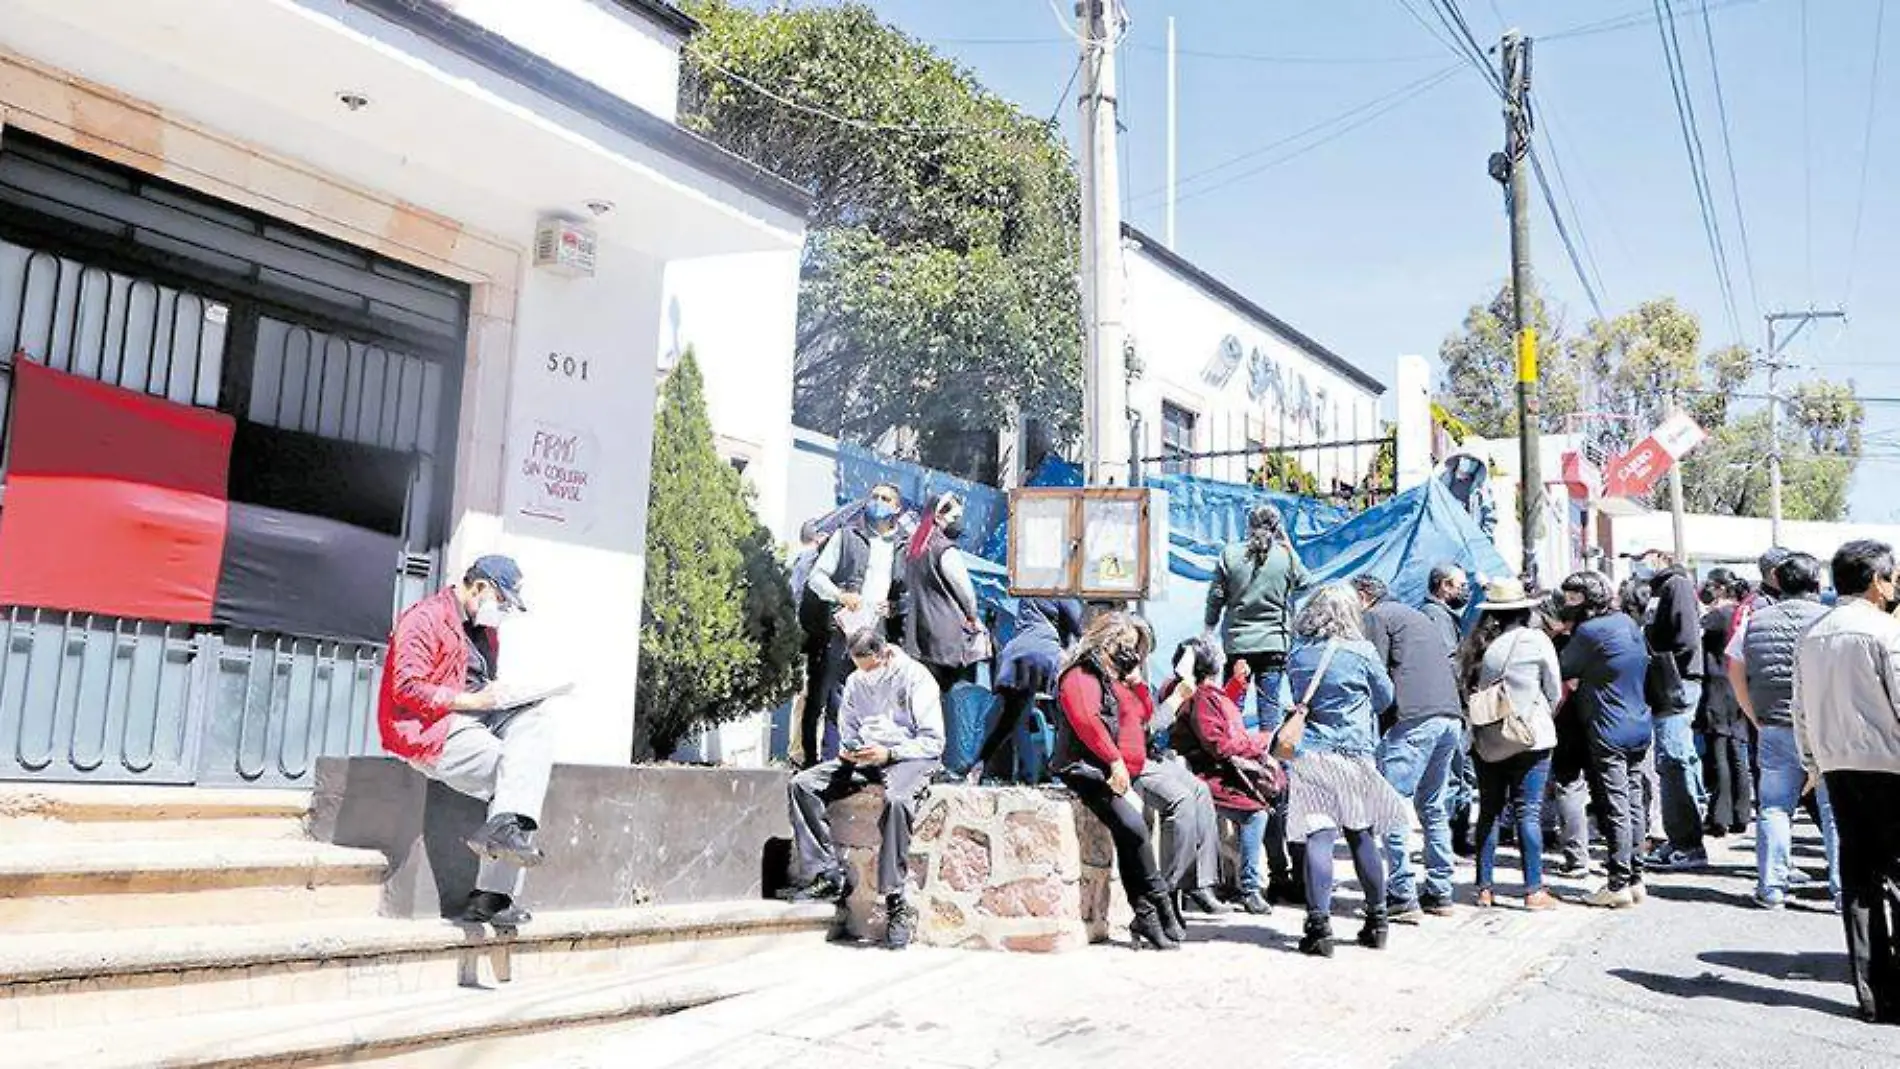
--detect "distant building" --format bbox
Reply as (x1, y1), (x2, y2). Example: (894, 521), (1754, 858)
(1120, 224), (1386, 493)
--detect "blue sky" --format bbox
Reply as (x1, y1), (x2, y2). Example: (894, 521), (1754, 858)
(748, 1), (1899, 520)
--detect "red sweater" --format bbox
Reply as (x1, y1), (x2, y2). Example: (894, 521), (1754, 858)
(377, 588), (497, 764)
(1056, 667), (1151, 777)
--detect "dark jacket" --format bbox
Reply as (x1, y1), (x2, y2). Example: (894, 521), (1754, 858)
(1205, 542), (1308, 656)
(903, 531), (981, 668)
(994, 598), (1084, 695)
(1054, 663), (1151, 779)
(1700, 604), (1747, 738)
(797, 521), (907, 644)
(1742, 596), (1829, 729)
(1561, 611), (1652, 750)
(1646, 566), (1706, 679)
(1420, 598), (1462, 662)
(1171, 676), (1271, 812)
(1363, 598), (1464, 722)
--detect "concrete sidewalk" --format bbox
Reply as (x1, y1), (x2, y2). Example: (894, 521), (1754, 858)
(537, 852), (1619, 1069)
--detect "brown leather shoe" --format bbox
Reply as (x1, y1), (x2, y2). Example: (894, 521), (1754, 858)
(1524, 889), (1558, 911)
(1475, 888), (1496, 909)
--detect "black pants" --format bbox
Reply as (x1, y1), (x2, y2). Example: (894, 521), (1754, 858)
(1584, 740), (1650, 891)
(799, 634), (851, 767)
(976, 689), (1037, 780)
(1703, 733), (1754, 831)
(1063, 771), (1164, 905)
(1824, 770), (1900, 1024)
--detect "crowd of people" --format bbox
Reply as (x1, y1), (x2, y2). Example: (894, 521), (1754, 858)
(772, 490), (1898, 1026)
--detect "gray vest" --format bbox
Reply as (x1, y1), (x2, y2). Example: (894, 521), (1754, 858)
(1742, 598), (1828, 728)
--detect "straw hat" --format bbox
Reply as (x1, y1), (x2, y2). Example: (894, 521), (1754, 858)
(1479, 577), (1539, 611)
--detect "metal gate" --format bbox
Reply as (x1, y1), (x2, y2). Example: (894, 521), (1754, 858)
(0, 133), (466, 787)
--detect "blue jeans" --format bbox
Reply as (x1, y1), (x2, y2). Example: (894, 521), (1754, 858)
(1238, 654), (1289, 734)
(1756, 725), (1840, 902)
(1378, 715), (1463, 907)
(1476, 750), (1553, 892)
(1654, 696), (1708, 852)
(1218, 805), (1269, 894)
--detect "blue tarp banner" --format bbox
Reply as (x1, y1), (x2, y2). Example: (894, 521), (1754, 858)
(813, 449), (1513, 763)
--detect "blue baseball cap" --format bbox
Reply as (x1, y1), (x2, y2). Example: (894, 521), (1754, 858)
(468, 555), (527, 611)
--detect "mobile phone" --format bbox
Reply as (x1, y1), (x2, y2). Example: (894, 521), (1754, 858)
(1174, 649), (1195, 681)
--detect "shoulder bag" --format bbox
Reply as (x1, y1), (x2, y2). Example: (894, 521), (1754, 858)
(1468, 630), (1538, 762)
(1269, 638), (1336, 761)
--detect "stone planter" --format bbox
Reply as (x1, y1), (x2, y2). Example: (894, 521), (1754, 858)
(823, 784), (1131, 952)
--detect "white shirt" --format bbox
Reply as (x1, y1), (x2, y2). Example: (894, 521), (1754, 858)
(807, 526), (899, 611)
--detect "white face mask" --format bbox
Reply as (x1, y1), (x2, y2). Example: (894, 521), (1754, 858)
(474, 595), (505, 629)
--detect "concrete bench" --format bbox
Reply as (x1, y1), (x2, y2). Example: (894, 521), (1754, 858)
(309, 757), (795, 918)
(820, 784), (1132, 952)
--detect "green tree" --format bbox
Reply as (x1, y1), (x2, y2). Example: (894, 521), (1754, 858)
(1440, 288), (1866, 521)
(638, 350), (801, 761)
(1435, 282), (1585, 436)
(679, 1), (1082, 479)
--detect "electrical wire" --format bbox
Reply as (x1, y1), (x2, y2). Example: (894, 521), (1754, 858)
(1696, 0), (1762, 325)
(1530, 146), (1609, 321)
(1801, 0), (1814, 300)
(1046, 0), (1127, 49)
(1049, 54), (1084, 125)
(1845, 1), (1888, 310)
(1545, 0), (1759, 41)
(1122, 42), (1445, 64)
(685, 45), (997, 135)
(1652, 0), (1745, 341)
(1126, 63), (1463, 205)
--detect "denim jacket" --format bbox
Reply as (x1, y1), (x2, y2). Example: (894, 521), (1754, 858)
(1285, 637), (1393, 758)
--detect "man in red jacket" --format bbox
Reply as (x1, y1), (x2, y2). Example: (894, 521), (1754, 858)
(378, 554), (551, 926)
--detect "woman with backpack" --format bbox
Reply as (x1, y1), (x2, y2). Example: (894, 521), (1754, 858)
(1164, 635), (1277, 914)
(1458, 578), (1562, 911)
(1205, 503), (1309, 904)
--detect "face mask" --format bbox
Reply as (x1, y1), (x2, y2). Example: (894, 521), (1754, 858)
(866, 500), (898, 523)
(1443, 590), (1470, 611)
(1108, 645), (1143, 676)
(1631, 563), (1656, 582)
(1560, 602), (1590, 625)
(942, 521), (966, 540)
(474, 596), (505, 629)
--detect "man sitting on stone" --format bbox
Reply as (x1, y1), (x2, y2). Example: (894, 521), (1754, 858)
(376, 555), (551, 927)
(783, 628), (945, 949)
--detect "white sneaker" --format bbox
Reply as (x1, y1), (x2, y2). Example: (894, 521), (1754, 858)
(1581, 885), (1634, 909)
(1629, 881), (1648, 904)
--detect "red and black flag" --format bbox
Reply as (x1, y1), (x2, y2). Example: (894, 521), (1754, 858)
(0, 357), (407, 643)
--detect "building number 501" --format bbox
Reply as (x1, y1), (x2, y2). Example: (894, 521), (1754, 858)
(546, 353), (590, 380)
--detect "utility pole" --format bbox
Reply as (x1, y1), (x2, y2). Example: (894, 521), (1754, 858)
(1763, 308), (1845, 546)
(1668, 392), (1688, 559)
(1495, 30), (1541, 583)
(1077, 0), (1130, 484)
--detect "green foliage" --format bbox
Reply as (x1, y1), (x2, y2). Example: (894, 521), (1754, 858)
(1250, 451), (1320, 496)
(1438, 288), (1867, 522)
(1430, 402), (1473, 444)
(679, 1), (1082, 470)
(638, 350), (801, 761)
(1434, 283), (1582, 436)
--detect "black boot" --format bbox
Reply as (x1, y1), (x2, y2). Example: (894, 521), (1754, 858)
(1130, 895), (1181, 951)
(1358, 904), (1390, 950)
(1157, 892), (1187, 943)
(457, 890), (532, 927)
(1450, 809), (1475, 859)
(1299, 914), (1333, 957)
(1183, 888), (1234, 915)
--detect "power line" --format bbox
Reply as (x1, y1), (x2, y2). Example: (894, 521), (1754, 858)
(1127, 63), (1462, 203)
(685, 45), (997, 135)
(1652, 0), (1744, 341)
(1049, 54), (1084, 124)
(1158, 66), (1466, 208)
(1122, 42), (1445, 65)
(1801, 0), (1814, 300)
(1696, 0), (1762, 325)
(1845, 0), (1888, 309)
(1545, 0), (1760, 42)
(1530, 146), (1609, 321)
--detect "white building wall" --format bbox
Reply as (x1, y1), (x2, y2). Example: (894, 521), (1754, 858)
(660, 249), (802, 539)
(439, 0), (685, 121)
(495, 243), (665, 767)
(1122, 244), (1383, 490)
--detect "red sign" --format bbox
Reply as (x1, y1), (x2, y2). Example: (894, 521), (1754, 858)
(1604, 438), (1674, 499)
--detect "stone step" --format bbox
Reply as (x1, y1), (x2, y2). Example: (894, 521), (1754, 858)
(0, 900), (835, 1031)
(0, 953), (809, 1069)
(0, 784), (311, 842)
(0, 837), (386, 933)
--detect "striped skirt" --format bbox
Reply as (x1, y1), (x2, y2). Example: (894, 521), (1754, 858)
(1286, 751), (1412, 837)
